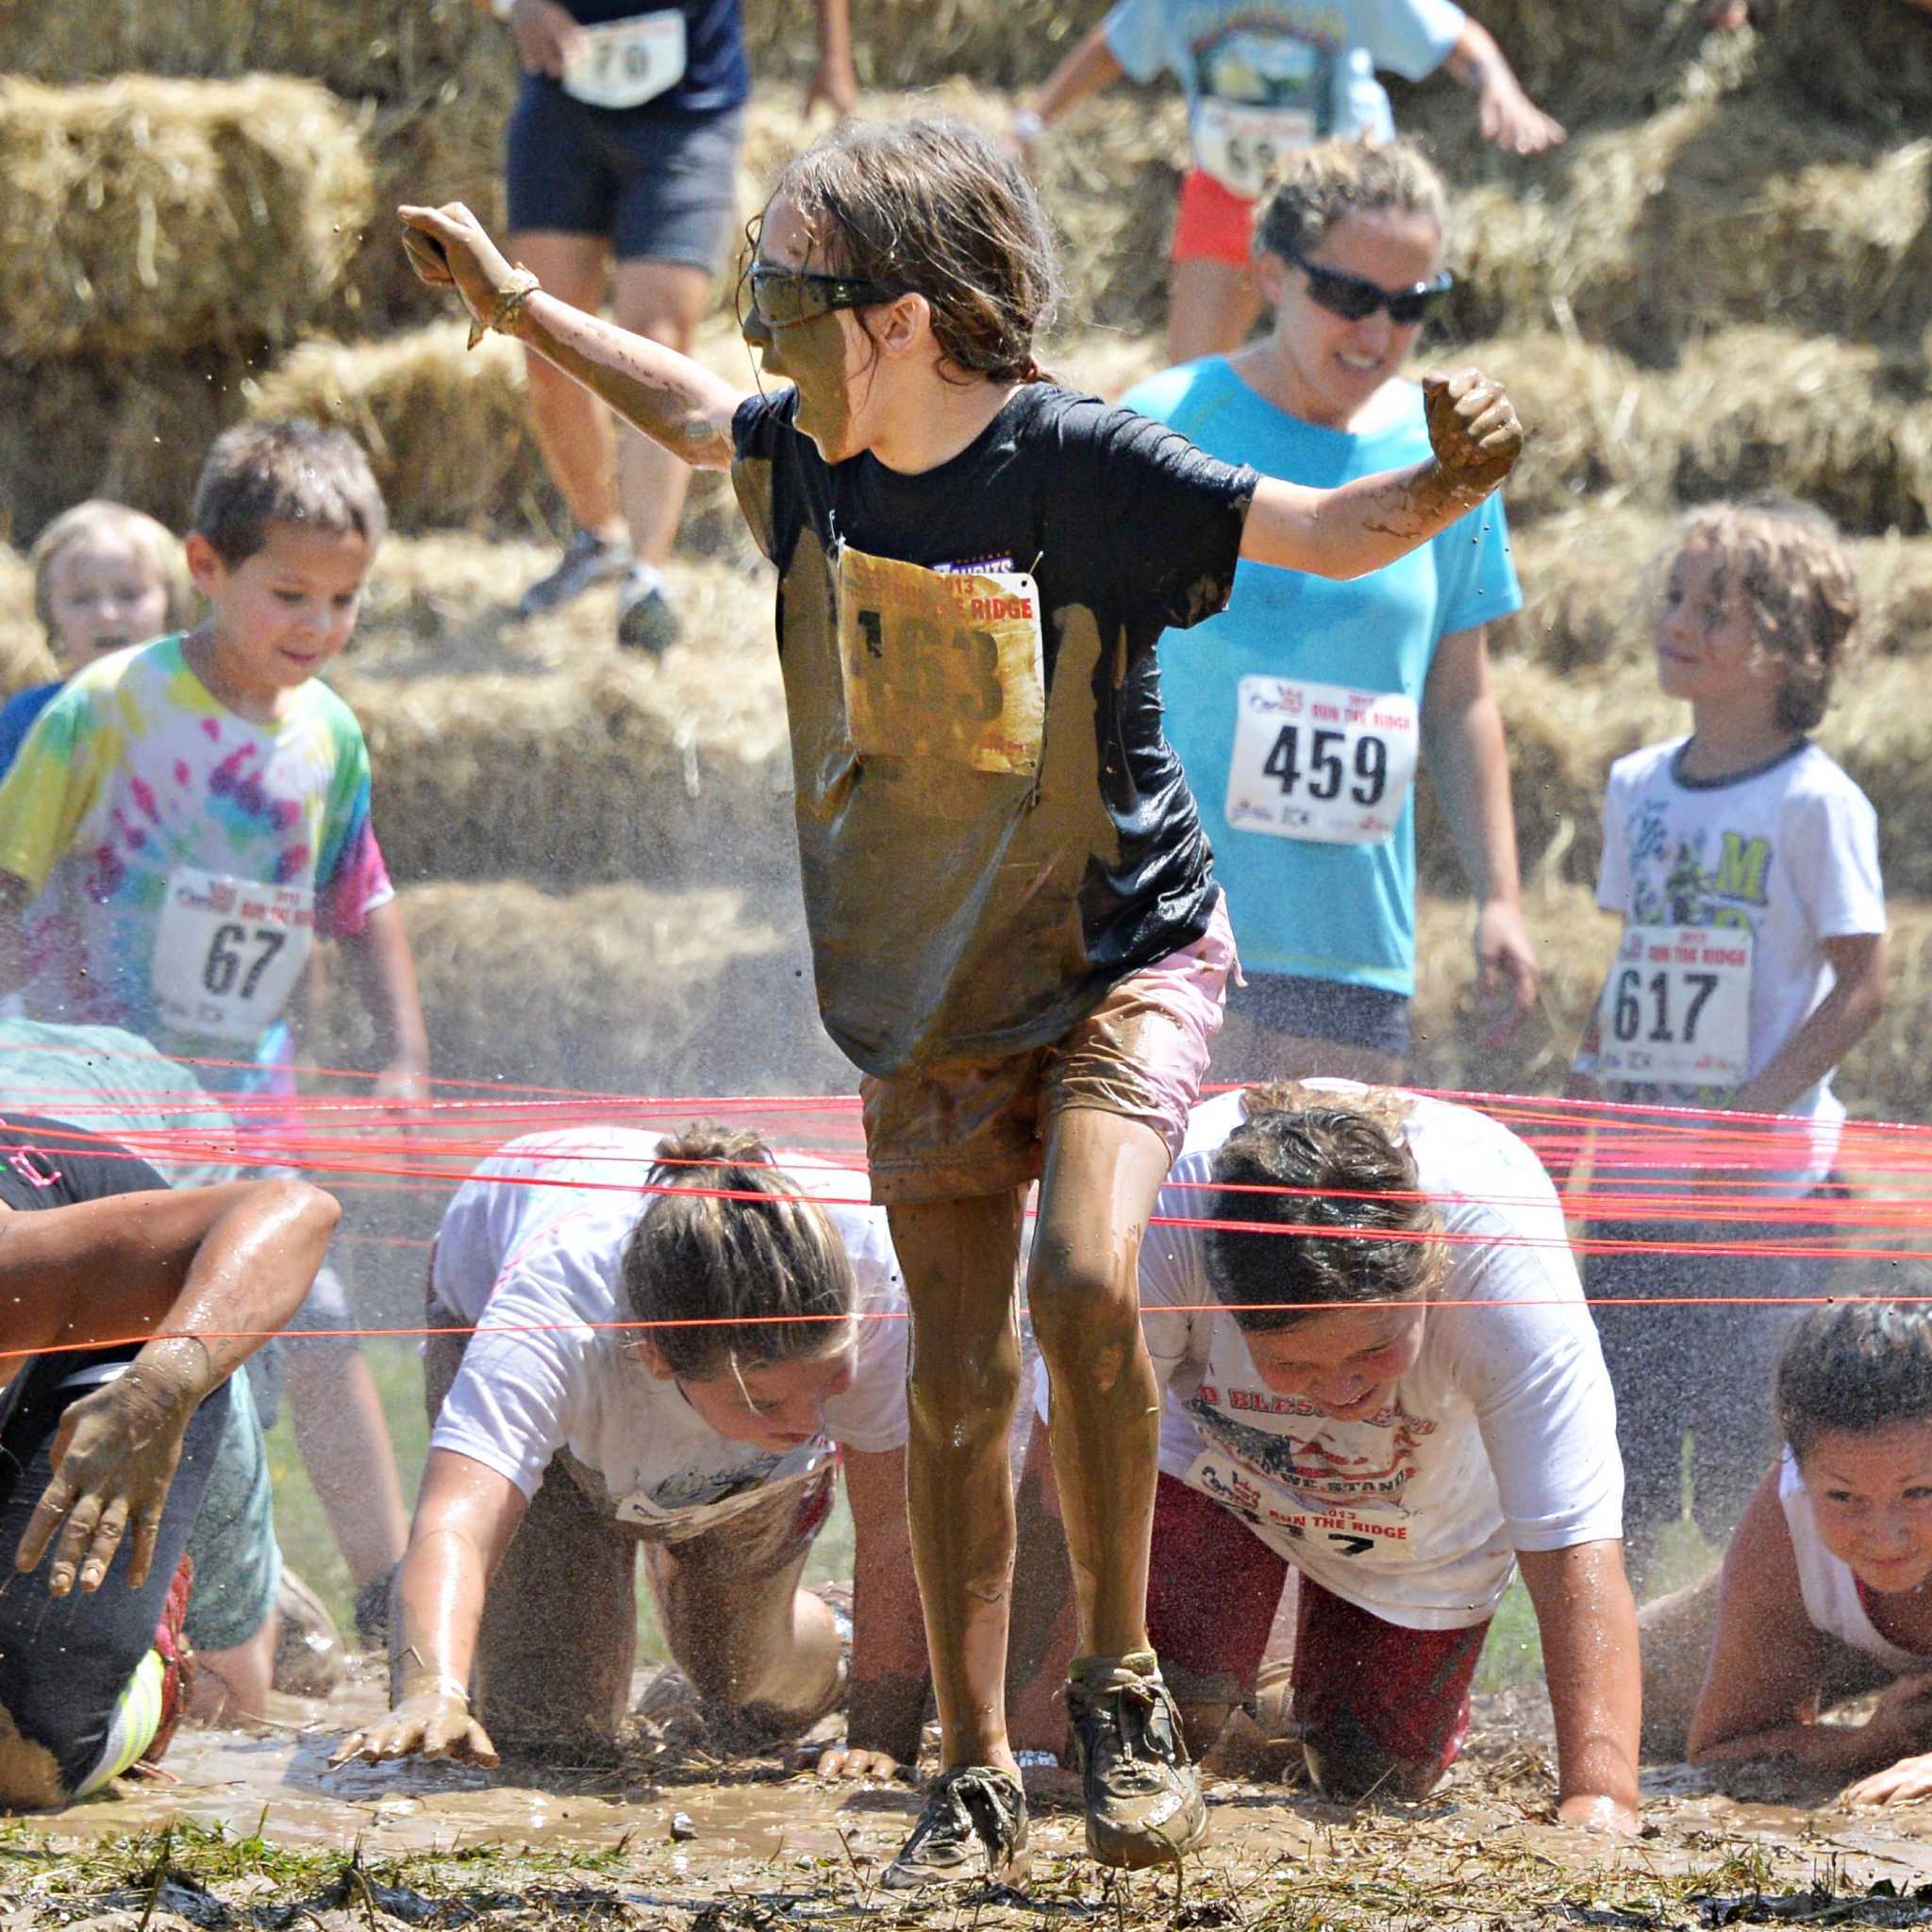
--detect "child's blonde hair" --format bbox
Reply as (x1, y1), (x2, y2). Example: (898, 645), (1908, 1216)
(1668, 499), (1858, 731)
(1254, 138), (1450, 267)
(30, 500), (192, 641)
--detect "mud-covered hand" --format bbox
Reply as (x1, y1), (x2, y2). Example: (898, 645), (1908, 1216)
(398, 203), (526, 333)
(815, 1743), (904, 1782)
(16, 1355), (201, 1595)
(1423, 368), (1524, 502)
(1843, 1748), (1932, 1808)
(330, 1688), (500, 1769)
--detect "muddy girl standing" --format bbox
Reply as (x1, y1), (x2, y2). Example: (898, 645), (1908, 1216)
(400, 116), (1522, 1887)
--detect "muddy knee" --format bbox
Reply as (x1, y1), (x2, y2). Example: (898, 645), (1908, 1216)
(908, 1338), (1022, 1451)
(1302, 1712), (1444, 1803)
(1028, 1250), (1143, 1396)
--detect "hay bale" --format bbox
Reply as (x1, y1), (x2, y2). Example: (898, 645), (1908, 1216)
(337, 591), (794, 889)
(243, 323), (548, 533)
(1445, 94), (1932, 358)
(346, 880), (849, 1099)
(1438, 333), (1668, 525)
(741, 0), (1109, 92)
(0, 552), (55, 702)
(0, 349), (255, 548)
(1756, 0), (1932, 132)
(0, 77), (371, 361)
(1669, 330), (1932, 537)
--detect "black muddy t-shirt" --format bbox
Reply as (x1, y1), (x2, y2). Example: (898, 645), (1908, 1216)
(0, 1115), (162, 1214)
(732, 382), (1258, 1076)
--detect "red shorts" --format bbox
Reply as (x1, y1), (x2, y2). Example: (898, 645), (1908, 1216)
(1173, 167), (1257, 269)
(1144, 1473), (1488, 1778)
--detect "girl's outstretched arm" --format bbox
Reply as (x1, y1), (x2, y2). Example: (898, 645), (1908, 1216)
(1240, 368), (1524, 579)
(398, 202), (750, 472)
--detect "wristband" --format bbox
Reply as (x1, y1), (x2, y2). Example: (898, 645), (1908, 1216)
(467, 267), (541, 351)
(1011, 108), (1046, 142)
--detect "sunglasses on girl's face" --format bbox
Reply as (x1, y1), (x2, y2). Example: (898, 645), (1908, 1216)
(1285, 248), (1457, 326)
(737, 263), (905, 330)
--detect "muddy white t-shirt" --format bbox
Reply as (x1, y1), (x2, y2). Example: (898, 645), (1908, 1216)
(1136, 1084), (1622, 1628)
(428, 1127), (907, 1537)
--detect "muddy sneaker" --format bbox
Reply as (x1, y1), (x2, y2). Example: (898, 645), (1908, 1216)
(1065, 1654), (1208, 1869)
(142, 1553), (196, 1767)
(516, 528), (633, 618)
(616, 572), (683, 655)
(880, 1766), (1030, 1890)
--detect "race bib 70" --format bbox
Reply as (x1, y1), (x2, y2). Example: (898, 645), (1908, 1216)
(560, 9), (687, 110)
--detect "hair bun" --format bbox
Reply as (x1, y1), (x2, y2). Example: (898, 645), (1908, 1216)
(648, 1125), (773, 1189)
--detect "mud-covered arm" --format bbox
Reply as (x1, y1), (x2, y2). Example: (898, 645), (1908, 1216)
(827, 1445), (927, 1774)
(11, 1179), (341, 1593)
(331, 1448), (526, 1768)
(1240, 371), (1523, 579)
(1519, 1540), (1642, 1832)
(398, 202), (749, 471)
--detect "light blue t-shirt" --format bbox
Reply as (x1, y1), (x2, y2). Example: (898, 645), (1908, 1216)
(1124, 357), (1522, 994)
(1105, 0), (1466, 161)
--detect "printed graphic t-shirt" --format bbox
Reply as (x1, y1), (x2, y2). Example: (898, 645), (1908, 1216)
(428, 1127), (909, 1539)
(1106, 0), (1466, 173)
(1590, 737), (1885, 1180)
(1124, 359), (1521, 993)
(549, 0), (750, 114)
(1135, 1083), (1621, 1627)
(0, 637), (393, 1100)
(731, 381), (1257, 1075)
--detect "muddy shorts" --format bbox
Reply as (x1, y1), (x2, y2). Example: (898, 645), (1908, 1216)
(1173, 167), (1257, 269)
(0, 1352), (228, 1799)
(860, 895), (1238, 1206)
(1145, 1472), (1488, 1791)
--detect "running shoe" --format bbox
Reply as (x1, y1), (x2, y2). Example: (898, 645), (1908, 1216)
(880, 1765), (1030, 1890)
(516, 529), (632, 619)
(616, 574), (682, 655)
(142, 1553), (196, 1767)
(1064, 1654), (1208, 1869)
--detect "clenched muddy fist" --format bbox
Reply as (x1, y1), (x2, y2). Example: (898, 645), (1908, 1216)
(1422, 368), (1524, 501)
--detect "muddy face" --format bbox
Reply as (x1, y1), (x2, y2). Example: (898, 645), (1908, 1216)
(741, 194), (866, 463)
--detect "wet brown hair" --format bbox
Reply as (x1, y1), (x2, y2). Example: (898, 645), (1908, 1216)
(1205, 1085), (1443, 1332)
(619, 1126), (858, 1380)
(1777, 1300), (1932, 1464)
(1254, 138), (1449, 269)
(1665, 499), (1858, 731)
(190, 418), (388, 567)
(30, 500), (192, 642)
(756, 116), (1062, 386)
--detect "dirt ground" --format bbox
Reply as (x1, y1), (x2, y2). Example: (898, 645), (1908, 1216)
(12, 1674), (1932, 1931)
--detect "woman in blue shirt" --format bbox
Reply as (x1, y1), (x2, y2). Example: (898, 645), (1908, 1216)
(1124, 139), (1536, 1082)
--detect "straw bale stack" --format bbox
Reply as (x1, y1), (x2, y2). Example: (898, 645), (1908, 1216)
(741, 0), (1106, 91)
(338, 611), (792, 888)
(0, 77), (371, 361)
(1447, 94), (1932, 358)
(0, 350), (254, 548)
(243, 323), (548, 534)
(1669, 330), (1932, 537)
(1756, 0), (1932, 131)
(370, 880), (848, 1099)
(0, 553), (54, 702)
(1444, 334), (1668, 525)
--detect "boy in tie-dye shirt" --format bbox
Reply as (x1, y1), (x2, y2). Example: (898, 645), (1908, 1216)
(0, 421), (425, 1626)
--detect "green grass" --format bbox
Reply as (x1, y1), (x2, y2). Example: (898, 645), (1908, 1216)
(264, 1338), (856, 1660)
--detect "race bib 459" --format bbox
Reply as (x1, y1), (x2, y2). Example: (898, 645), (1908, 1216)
(1225, 675), (1418, 845)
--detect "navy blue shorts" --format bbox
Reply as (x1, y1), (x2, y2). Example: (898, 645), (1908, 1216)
(0, 1354), (227, 1798)
(1227, 971), (1412, 1058)
(506, 78), (743, 269)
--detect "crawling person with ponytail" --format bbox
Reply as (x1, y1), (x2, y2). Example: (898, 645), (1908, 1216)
(399, 114), (1523, 1885)
(331, 1126), (924, 1779)
(1641, 1302), (1932, 1806)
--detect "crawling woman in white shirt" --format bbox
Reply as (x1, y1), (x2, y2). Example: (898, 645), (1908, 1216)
(334, 1125), (926, 1779)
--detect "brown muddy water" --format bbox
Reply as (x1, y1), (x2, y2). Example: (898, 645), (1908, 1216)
(16, 1677), (1932, 1929)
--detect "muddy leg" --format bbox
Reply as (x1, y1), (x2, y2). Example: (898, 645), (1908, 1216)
(1027, 1110), (1174, 1661)
(887, 1191), (1026, 1774)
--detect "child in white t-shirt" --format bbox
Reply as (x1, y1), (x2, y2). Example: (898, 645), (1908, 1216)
(1570, 501), (1888, 1589)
